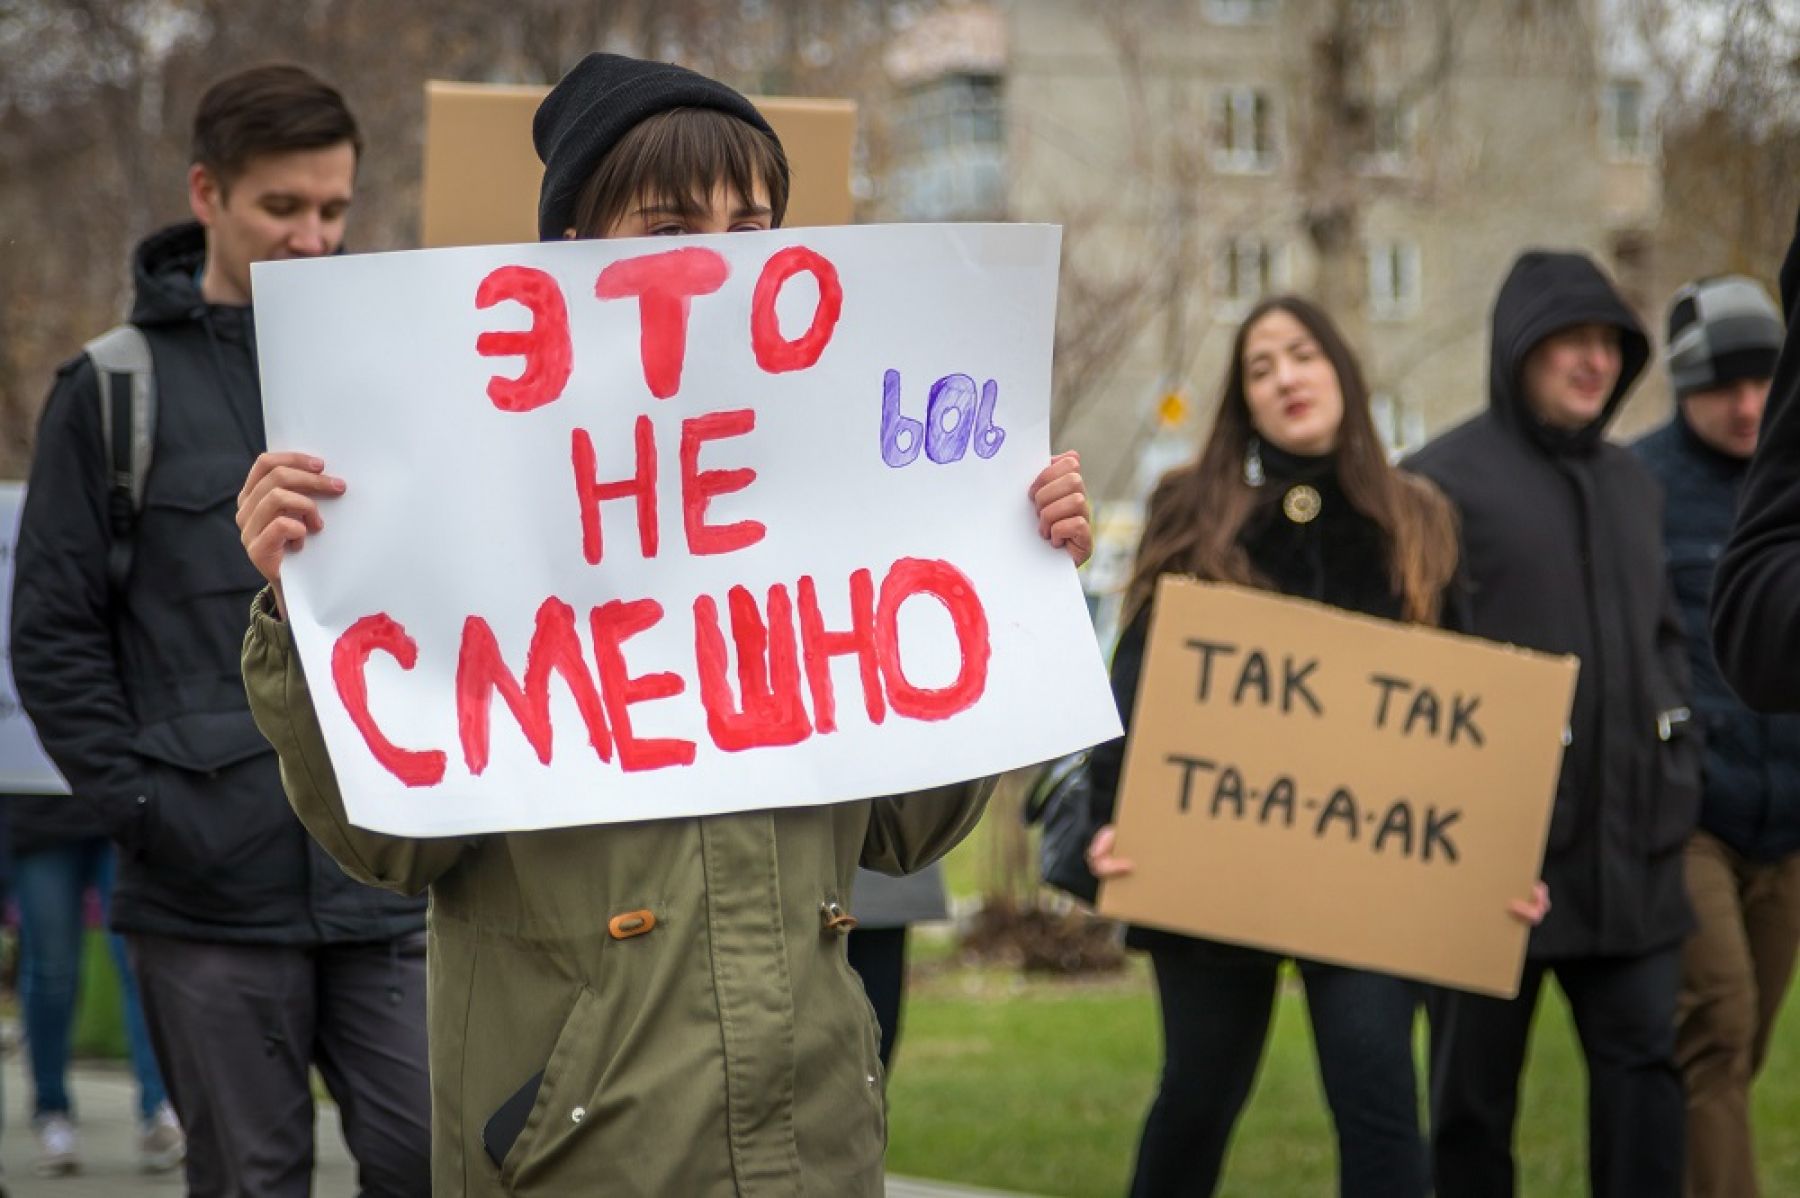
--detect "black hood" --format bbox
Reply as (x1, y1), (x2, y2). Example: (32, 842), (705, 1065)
(129, 220), (256, 349)
(1488, 250), (1649, 455)
(129, 222), (211, 327)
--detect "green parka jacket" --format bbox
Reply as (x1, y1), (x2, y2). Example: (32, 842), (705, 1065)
(241, 594), (991, 1196)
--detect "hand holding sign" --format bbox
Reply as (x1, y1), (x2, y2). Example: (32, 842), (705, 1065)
(237, 452), (347, 617)
(1085, 823), (1133, 878)
(1030, 452), (1091, 566)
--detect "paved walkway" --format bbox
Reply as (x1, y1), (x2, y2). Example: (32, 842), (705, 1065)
(0, 1054), (347, 1196)
(0, 1053), (1030, 1197)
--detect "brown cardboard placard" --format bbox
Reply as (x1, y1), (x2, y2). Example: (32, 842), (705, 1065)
(420, 81), (857, 248)
(1097, 579), (1578, 998)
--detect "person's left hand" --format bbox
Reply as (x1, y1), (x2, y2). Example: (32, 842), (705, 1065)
(1031, 451), (1092, 566)
(1508, 881), (1551, 926)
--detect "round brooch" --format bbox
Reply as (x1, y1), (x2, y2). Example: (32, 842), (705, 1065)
(1282, 484), (1322, 524)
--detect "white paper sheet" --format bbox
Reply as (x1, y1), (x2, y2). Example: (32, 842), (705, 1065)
(252, 224), (1120, 835)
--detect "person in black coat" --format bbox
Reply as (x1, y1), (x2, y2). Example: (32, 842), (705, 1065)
(1635, 274), (1799, 1198)
(10, 66), (430, 1196)
(1712, 208), (1800, 712)
(1408, 251), (1700, 1198)
(1085, 296), (1546, 1198)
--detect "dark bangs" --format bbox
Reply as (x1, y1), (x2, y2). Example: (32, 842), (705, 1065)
(571, 106), (791, 236)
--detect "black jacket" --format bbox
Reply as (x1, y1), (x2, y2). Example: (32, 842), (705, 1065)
(10, 223), (425, 945)
(7, 792), (109, 859)
(1636, 417), (1800, 861)
(1090, 448), (1439, 952)
(1408, 251), (1699, 959)
(1712, 207), (1800, 712)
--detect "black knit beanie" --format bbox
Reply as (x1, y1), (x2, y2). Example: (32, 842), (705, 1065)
(533, 53), (783, 241)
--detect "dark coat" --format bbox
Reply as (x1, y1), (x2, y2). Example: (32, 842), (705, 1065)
(1090, 447), (1438, 953)
(1408, 251), (1699, 959)
(1712, 206), (1800, 712)
(10, 222), (425, 945)
(7, 793), (108, 859)
(1636, 417), (1800, 861)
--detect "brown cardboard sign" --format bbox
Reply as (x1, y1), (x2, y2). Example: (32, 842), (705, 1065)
(1097, 579), (1578, 998)
(420, 81), (856, 248)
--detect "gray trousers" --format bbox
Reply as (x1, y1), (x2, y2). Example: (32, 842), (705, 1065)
(128, 932), (432, 1198)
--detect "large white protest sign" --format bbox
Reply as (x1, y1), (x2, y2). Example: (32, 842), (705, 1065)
(0, 484), (69, 794)
(253, 224), (1120, 836)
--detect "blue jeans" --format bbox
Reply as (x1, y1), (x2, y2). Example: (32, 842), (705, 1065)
(14, 838), (168, 1122)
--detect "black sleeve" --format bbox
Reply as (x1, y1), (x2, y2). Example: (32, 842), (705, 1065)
(9, 357), (151, 840)
(1087, 605), (1149, 826)
(1712, 205), (1800, 712)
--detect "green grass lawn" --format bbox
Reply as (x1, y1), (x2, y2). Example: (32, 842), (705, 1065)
(887, 815), (1800, 1196)
(886, 957), (1800, 1196)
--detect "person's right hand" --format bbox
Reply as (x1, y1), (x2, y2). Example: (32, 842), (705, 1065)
(1086, 824), (1136, 879)
(237, 452), (346, 618)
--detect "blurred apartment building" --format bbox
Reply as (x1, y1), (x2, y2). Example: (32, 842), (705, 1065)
(877, 0), (1664, 532)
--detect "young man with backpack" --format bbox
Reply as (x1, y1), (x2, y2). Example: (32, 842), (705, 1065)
(10, 64), (430, 1198)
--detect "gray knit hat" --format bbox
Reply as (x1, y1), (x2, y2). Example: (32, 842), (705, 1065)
(1666, 275), (1783, 400)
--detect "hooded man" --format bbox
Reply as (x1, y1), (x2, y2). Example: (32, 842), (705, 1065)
(10, 65), (430, 1197)
(1408, 250), (1699, 1198)
(1635, 275), (1798, 1198)
(1712, 210), (1800, 712)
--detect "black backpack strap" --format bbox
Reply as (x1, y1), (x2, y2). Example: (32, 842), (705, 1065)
(82, 325), (156, 592)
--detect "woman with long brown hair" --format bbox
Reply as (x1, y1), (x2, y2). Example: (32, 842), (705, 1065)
(1085, 295), (1545, 1197)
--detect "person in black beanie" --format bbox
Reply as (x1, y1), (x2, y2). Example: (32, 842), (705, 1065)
(530, 52), (782, 241)
(1635, 275), (1799, 1198)
(234, 52), (1095, 1196)
(1409, 251), (1699, 1198)
(1712, 210), (1800, 713)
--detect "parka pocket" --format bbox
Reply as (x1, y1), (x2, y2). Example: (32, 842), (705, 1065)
(130, 711), (285, 890)
(139, 453), (266, 599)
(826, 897), (889, 1133)
(1543, 726), (1585, 855)
(496, 985), (607, 1192)
(1648, 706), (1703, 854)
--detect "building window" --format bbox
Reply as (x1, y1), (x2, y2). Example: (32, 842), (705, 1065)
(1602, 79), (1653, 160)
(1216, 237), (1282, 314)
(1213, 88), (1277, 173)
(1372, 393), (1427, 457)
(1360, 101), (1416, 174)
(888, 72), (1007, 220)
(1204, 0), (1277, 24)
(1368, 239), (1421, 321)
(1354, 0), (1406, 25)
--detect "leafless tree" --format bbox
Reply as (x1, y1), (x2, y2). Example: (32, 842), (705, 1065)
(0, 0), (929, 478)
(1621, 0), (1800, 296)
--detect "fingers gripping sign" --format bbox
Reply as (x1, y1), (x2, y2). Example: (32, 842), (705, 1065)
(238, 451), (347, 618)
(1086, 823), (1136, 879)
(1031, 451), (1092, 567)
